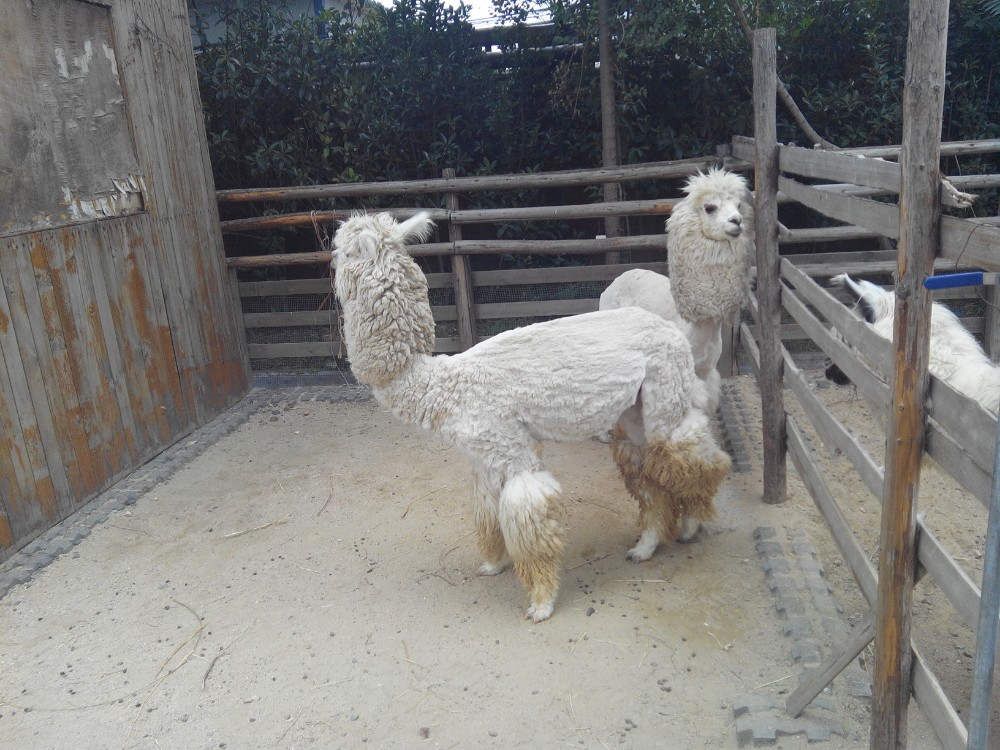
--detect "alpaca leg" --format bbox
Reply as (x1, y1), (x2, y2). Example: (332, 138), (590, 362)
(498, 470), (564, 622)
(472, 469), (510, 576)
(642, 421), (732, 540)
(610, 419), (678, 562)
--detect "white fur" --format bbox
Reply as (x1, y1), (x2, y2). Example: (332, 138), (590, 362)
(332, 212), (730, 622)
(599, 169), (753, 414)
(830, 273), (1000, 414)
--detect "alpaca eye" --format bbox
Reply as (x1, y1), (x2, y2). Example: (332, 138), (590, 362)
(704, 204), (717, 215)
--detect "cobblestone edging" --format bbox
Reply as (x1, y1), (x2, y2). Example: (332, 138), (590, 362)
(732, 526), (873, 745)
(0, 384), (373, 599)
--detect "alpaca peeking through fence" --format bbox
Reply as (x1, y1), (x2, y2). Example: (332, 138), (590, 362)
(331, 211), (731, 622)
(825, 273), (1000, 414)
(599, 168), (755, 414)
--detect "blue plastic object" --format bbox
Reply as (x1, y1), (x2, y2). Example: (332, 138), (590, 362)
(923, 271), (1000, 290)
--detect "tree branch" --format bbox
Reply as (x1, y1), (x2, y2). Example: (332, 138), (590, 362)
(726, 0), (840, 150)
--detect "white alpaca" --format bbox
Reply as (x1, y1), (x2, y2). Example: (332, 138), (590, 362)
(599, 168), (755, 411)
(332, 212), (731, 622)
(825, 273), (1000, 414)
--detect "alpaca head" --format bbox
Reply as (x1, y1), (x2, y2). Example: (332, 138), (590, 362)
(331, 212), (437, 388)
(669, 168), (753, 242)
(332, 211), (435, 272)
(830, 273), (894, 325)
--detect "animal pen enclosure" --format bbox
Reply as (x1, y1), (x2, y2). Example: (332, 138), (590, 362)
(218, 28), (1000, 750)
(0, 0), (251, 561)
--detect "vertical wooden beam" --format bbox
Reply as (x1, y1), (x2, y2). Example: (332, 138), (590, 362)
(870, 2), (950, 748)
(598, 0), (622, 264)
(443, 169), (476, 351)
(752, 28), (785, 504)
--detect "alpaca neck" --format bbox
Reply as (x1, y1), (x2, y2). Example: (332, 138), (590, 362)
(372, 353), (454, 432)
(340, 254), (437, 389)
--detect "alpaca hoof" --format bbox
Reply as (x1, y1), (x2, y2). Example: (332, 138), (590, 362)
(626, 530), (659, 562)
(676, 516), (702, 543)
(526, 600), (554, 622)
(478, 559), (511, 576)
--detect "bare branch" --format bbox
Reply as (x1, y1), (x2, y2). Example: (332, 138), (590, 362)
(726, 0), (840, 150)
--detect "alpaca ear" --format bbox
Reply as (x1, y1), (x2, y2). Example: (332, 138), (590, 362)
(358, 230), (379, 258)
(397, 211), (434, 244)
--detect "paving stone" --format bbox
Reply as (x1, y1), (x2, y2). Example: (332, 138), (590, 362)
(762, 557), (790, 575)
(781, 617), (813, 640)
(753, 527), (777, 541)
(791, 640), (822, 665)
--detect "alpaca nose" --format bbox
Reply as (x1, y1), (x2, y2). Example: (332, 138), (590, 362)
(729, 214), (742, 227)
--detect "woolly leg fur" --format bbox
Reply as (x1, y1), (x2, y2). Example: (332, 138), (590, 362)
(472, 470), (511, 576)
(498, 470), (565, 622)
(611, 395), (731, 561)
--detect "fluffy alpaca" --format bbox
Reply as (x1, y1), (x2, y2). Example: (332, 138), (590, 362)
(333, 211), (731, 622)
(599, 269), (721, 413)
(599, 168), (755, 409)
(825, 273), (1000, 414)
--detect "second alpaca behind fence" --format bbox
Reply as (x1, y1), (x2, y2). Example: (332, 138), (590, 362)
(825, 273), (1000, 414)
(332, 211), (731, 622)
(600, 168), (755, 412)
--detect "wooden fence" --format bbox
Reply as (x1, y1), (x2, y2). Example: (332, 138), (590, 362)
(743, 23), (1000, 750)
(0, 0), (250, 561)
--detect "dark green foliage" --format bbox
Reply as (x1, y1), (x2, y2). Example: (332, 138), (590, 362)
(192, 0), (1000, 217)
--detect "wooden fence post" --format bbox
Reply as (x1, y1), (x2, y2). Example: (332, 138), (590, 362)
(752, 28), (785, 504)
(443, 168), (477, 351)
(870, 1), (950, 748)
(598, 0), (623, 265)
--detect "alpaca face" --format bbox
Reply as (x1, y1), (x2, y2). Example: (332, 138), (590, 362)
(680, 168), (753, 242)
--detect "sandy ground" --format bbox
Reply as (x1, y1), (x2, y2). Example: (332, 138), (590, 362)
(0, 373), (990, 750)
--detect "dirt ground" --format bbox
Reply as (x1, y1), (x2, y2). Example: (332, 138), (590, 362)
(0, 373), (992, 749)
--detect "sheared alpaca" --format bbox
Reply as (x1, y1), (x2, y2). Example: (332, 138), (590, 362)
(825, 273), (1000, 414)
(600, 168), (755, 412)
(332, 212), (731, 622)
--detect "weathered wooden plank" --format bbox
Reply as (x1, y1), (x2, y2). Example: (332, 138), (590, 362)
(753, 28), (786, 504)
(245, 305), (459, 328)
(915, 523), (982, 634)
(474, 299), (599, 320)
(780, 145), (901, 194)
(443, 169), (476, 351)
(239, 279), (335, 298)
(17, 233), (103, 502)
(872, 2), (949, 744)
(0, 236), (76, 511)
(787, 607), (876, 718)
(94, 217), (183, 448)
(783, 352), (884, 496)
(911, 644), (968, 750)
(778, 176), (900, 239)
(939, 214), (1000, 272)
(786, 415), (879, 603)
(733, 135), (1000, 163)
(0, 285), (39, 546)
(248, 337), (462, 359)
(227, 235), (670, 268)
(779, 145), (973, 208)
(472, 262), (668, 286)
(217, 157), (719, 204)
(44, 226), (130, 484)
(778, 225), (881, 244)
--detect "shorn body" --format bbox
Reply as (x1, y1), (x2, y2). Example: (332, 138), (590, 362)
(333, 212), (731, 621)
